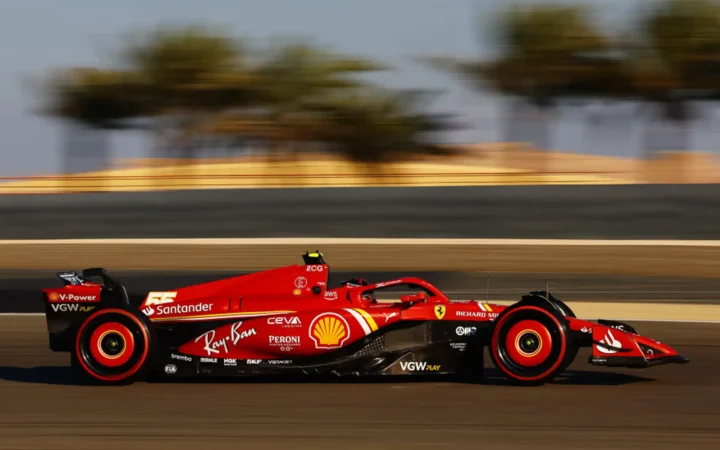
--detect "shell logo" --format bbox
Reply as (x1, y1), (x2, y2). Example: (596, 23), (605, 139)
(309, 313), (350, 349)
(48, 292), (59, 302)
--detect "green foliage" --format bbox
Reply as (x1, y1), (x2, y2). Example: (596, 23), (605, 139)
(308, 88), (455, 163)
(425, 0), (720, 138)
(42, 68), (144, 129)
(39, 25), (450, 164)
(634, 0), (720, 121)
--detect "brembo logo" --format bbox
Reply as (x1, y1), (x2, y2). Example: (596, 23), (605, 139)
(48, 292), (97, 302)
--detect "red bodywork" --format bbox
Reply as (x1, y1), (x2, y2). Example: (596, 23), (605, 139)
(41, 256), (687, 385)
(122, 261), (683, 366)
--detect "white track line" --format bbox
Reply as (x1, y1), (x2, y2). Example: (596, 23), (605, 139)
(3, 238), (720, 246)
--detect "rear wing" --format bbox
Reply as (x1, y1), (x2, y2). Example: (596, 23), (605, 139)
(43, 268), (130, 352)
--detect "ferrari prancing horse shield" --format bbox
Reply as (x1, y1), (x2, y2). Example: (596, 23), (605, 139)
(434, 305), (446, 320)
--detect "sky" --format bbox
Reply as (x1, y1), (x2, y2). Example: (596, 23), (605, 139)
(0, 0), (716, 177)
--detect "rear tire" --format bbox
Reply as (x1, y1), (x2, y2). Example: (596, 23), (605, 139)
(73, 308), (152, 385)
(490, 305), (570, 386)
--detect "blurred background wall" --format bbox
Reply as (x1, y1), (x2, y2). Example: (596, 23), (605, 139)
(3, 0), (720, 309)
(2, 0), (720, 186)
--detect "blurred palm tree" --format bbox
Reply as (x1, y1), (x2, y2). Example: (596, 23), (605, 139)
(632, 0), (720, 155)
(40, 24), (256, 165)
(38, 23), (457, 179)
(37, 68), (145, 183)
(424, 4), (623, 151)
(310, 88), (457, 166)
(117, 24), (257, 159)
(41, 68), (143, 130)
(214, 39), (385, 159)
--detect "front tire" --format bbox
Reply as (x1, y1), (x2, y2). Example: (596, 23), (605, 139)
(490, 305), (570, 386)
(73, 308), (152, 385)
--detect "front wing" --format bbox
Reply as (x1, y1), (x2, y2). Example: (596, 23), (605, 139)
(568, 318), (689, 368)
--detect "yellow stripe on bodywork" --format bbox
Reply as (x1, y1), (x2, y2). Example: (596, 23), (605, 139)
(149, 310), (295, 322)
(484, 303), (493, 312)
(353, 308), (379, 331)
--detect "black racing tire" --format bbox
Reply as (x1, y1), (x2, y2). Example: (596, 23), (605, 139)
(556, 343), (579, 376)
(490, 305), (571, 386)
(72, 307), (153, 385)
(525, 295), (577, 375)
(550, 297), (576, 318)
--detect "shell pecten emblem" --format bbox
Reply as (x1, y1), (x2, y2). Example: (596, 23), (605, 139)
(309, 312), (350, 349)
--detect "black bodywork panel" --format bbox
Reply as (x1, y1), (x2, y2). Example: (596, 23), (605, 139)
(151, 319), (492, 379)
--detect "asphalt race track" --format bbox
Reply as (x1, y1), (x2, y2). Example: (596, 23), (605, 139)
(0, 316), (718, 450)
(3, 185), (720, 239)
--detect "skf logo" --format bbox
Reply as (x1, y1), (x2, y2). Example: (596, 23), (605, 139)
(434, 305), (446, 320)
(400, 362), (441, 372)
(144, 292), (177, 306)
(309, 313), (350, 349)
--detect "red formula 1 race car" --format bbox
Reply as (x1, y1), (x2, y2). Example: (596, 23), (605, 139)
(41, 251), (688, 385)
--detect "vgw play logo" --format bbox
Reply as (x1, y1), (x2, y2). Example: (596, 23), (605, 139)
(50, 303), (95, 313)
(399, 361), (441, 372)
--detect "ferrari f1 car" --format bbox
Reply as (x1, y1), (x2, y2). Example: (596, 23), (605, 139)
(41, 251), (688, 385)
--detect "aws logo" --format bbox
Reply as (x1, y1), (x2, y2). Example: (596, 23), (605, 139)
(309, 313), (350, 349)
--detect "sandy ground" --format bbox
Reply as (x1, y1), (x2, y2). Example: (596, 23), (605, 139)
(4, 145), (720, 194)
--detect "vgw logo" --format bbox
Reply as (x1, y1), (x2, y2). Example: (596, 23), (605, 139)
(51, 304), (94, 313)
(399, 361), (441, 372)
